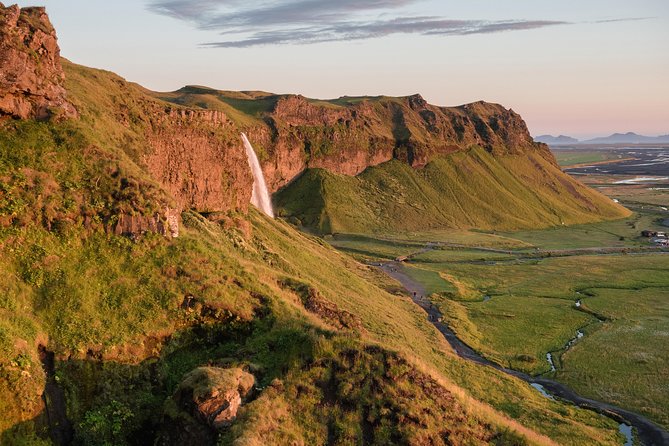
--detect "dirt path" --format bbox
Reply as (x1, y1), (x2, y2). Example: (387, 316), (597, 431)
(377, 261), (669, 446)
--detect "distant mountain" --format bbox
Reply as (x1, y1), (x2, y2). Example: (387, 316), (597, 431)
(583, 132), (669, 144)
(534, 135), (579, 145)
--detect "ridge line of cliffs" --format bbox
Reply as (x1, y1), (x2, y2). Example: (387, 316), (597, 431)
(245, 93), (551, 192)
(1, 3), (554, 233)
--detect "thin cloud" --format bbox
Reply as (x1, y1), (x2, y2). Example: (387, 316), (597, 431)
(591, 17), (654, 24)
(148, 0), (417, 28)
(201, 18), (568, 48)
(147, 0), (639, 48)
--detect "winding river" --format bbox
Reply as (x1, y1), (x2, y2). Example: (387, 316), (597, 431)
(376, 261), (669, 446)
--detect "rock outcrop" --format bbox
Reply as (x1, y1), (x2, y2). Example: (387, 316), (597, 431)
(143, 109), (253, 214)
(113, 207), (180, 238)
(158, 367), (255, 445)
(0, 3), (76, 120)
(176, 367), (254, 429)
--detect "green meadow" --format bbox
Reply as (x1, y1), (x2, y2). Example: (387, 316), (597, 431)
(552, 150), (625, 167)
(328, 215), (669, 431)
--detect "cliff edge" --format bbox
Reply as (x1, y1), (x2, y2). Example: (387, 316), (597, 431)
(0, 3), (76, 120)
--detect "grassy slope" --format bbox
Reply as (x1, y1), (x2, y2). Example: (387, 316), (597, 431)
(0, 210), (623, 445)
(0, 62), (625, 444)
(222, 212), (625, 446)
(275, 147), (630, 234)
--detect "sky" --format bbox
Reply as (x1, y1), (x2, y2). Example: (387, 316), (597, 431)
(12, 0), (669, 139)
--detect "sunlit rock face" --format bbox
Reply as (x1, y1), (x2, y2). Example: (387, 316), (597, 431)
(0, 3), (77, 120)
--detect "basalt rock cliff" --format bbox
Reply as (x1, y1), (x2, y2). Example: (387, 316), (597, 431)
(160, 88), (551, 194)
(153, 87), (628, 232)
(0, 3), (76, 120)
(264, 94), (544, 191)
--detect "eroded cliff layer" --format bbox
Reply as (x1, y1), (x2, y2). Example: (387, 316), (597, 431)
(158, 88), (552, 193)
(0, 3), (76, 120)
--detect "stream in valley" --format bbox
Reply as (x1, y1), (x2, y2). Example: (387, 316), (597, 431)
(376, 260), (668, 446)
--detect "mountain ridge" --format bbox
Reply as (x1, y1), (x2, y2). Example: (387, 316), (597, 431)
(0, 2), (629, 237)
(155, 86), (554, 194)
(535, 132), (669, 145)
(534, 134), (579, 144)
(584, 132), (669, 144)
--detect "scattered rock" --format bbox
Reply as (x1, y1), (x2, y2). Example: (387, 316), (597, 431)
(112, 207), (180, 239)
(280, 278), (363, 331)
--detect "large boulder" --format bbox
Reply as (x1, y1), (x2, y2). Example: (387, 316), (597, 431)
(157, 367), (255, 445)
(176, 367), (255, 430)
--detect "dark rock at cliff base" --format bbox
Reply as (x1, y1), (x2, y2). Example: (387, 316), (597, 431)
(0, 3), (77, 120)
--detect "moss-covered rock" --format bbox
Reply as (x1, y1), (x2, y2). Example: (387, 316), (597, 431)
(158, 367), (254, 444)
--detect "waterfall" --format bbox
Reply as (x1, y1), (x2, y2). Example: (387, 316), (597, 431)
(241, 133), (274, 218)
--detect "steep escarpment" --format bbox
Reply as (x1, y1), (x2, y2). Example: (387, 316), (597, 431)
(156, 85), (628, 232)
(143, 109), (252, 214)
(158, 88), (552, 192)
(0, 3), (76, 120)
(62, 62), (255, 219)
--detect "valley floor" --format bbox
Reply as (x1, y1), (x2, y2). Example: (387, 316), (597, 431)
(329, 183), (669, 442)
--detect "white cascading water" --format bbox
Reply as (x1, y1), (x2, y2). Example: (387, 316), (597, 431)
(241, 133), (274, 218)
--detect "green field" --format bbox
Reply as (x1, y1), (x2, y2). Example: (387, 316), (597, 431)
(573, 172), (669, 209)
(560, 287), (669, 428)
(328, 219), (669, 431)
(552, 150), (626, 167)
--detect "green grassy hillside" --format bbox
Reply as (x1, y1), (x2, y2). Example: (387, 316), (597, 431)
(275, 146), (631, 234)
(0, 208), (625, 445)
(0, 61), (627, 445)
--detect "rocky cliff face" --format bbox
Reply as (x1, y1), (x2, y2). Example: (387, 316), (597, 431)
(240, 93), (551, 192)
(143, 108), (253, 215)
(0, 3), (76, 120)
(111, 86), (553, 218)
(243, 96), (396, 192)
